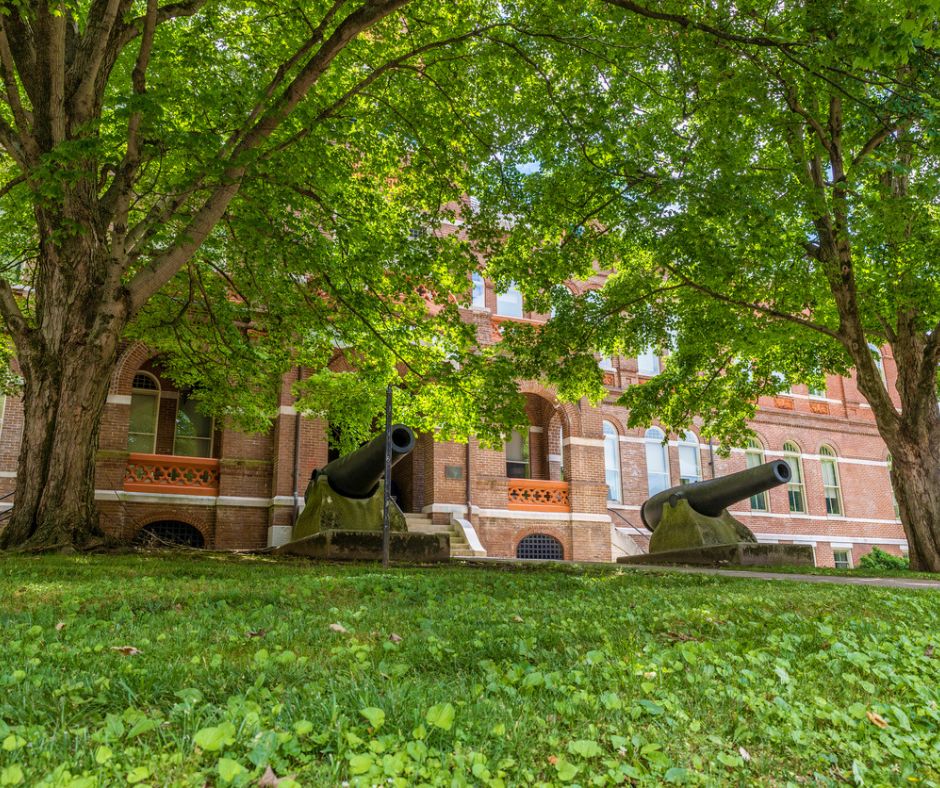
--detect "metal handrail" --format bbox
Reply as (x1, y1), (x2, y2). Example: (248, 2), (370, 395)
(0, 489), (14, 522)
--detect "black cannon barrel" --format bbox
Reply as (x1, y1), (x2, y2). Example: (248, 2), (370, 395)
(641, 460), (791, 531)
(320, 424), (416, 499)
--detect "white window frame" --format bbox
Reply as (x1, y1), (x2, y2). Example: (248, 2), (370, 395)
(637, 348), (660, 376)
(644, 427), (670, 496)
(128, 372), (161, 454)
(496, 283), (523, 318)
(505, 428), (530, 479)
(678, 431), (702, 485)
(745, 438), (769, 511)
(868, 343), (886, 384)
(782, 441), (805, 513)
(819, 445), (843, 516)
(832, 548), (852, 569)
(602, 421), (622, 503)
(471, 272), (486, 310)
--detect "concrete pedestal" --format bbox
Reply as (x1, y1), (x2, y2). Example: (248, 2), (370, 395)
(275, 529), (450, 563)
(618, 542), (815, 568)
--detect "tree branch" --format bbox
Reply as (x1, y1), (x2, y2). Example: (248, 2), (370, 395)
(0, 18), (34, 154)
(71, 0), (124, 120)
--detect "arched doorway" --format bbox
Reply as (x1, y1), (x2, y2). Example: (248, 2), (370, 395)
(133, 521), (205, 548)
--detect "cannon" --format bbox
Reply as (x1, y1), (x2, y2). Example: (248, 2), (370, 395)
(292, 425), (416, 539)
(619, 459), (814, 567)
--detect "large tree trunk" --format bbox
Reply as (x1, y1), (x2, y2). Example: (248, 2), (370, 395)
(0, 332), (123, 551)
(887, 427), (940, 573)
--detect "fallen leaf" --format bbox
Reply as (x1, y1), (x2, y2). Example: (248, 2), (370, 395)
(55, 621), (66, 631)
(329, 623), (348, 634)
(258, 765), (296, 787)
(111, 645), (142, 656)
(866, 711), (888, 729)
(511, 615), (524, 623)
(388, 633), (403, 643)
(739, 746), (751, 762)
(547, 755), (558, 765)
(173, 604), (183, 612)
(665, 631), (700, 642)
(246, 628), (268, 639)
(926, 644), (935, 658)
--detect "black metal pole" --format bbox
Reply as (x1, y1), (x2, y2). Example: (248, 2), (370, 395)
(382, 384), (392, 568)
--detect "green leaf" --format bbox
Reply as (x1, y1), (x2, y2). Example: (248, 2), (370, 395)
(554, 758), (579, 782)
(0, 765), (24, 786)
(95, 745), (113, 764)
(348, 753), (373, 775)
(360, 707), (386, 730)
(568, 739), (603, 759)
(193, 722), (236, 752)
(126, 767), (150, 784)
(217, 758), (246, 783)
(664, 767), (691, 784)
(425, 702), (455, 731)
(293, 719), (314, 737)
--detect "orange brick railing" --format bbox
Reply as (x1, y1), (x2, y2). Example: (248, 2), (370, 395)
(507, 479), (571, 512)
(124, 453), (220, 496)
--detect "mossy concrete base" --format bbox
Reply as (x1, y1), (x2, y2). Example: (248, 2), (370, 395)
(618, 542), (815, 567)
(293, 476), (406, 539)
(274, 530), (450, 563)
(648, 499), (758, 553)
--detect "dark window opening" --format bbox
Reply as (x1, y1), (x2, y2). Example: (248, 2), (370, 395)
(134, 521), (205, 548)
(516, 533), (563, 560)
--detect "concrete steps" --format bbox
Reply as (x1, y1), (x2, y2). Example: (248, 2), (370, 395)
(403, 513), (476, 557)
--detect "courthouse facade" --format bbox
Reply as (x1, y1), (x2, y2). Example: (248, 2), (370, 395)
(0, 274), (906, 567)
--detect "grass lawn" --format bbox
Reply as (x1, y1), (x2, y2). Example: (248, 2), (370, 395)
(0, 554), (938, 787)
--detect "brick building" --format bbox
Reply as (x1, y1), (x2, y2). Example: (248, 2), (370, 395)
(0, 272), (906, 567)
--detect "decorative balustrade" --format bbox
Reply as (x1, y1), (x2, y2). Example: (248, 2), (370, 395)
(507, 479), (571, 512)
(124, 453), (220, 496)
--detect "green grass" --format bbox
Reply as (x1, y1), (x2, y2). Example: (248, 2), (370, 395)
(0, 554), (938, 787)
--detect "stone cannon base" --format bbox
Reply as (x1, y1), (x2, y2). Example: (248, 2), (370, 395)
(275, 529), (450, 563)
(617, 542), (815, 568)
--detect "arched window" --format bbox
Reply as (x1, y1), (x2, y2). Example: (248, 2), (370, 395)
(173, 393), (214, 458)
(678, 431), (702, 485)
(782, 442), (805, 513)
(819, 446), (843, 515)
(505, 429), (530, 478)
(471, 272), (486, 310)
(745, 438), (768, 511)
(602, 421), (622, 503)
(645, 427), (670, 496)
(868, 343), (886, 383)
(599, 356), (614, 371)
(128, 372), (160, 453)
(516, 533), (563, 560)
(638, 348), (660, 376)
(496, 282), (523, 318)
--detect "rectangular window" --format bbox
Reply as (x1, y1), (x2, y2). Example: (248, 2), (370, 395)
(832, 549), (852, 569)
(637, 349), (660, 376)
(505, 429), (529, 479)
(471, 273), (486, 310)
(128, 392), (159, 454)
(496, 284), (523, 318)
(678, 445), (701, 485)
(745, 452), (768, 511)
(599, 356), (614, 371)
(822, 461), (842, 515)
(174, 397), (214, 458)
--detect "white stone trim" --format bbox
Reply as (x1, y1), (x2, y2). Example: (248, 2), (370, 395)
(0, 471), (15, 478)
(95, 490), (273, 508)
(547, 453), (562, 463)
(752, 531), (908, 547)
(161, 391), (179, 400)
(607, 503), (641, 511)
(563, 437), (605, 448)
(422, 503), (468, 516)
(786, 392), (842, 404)
(278, 405), (297, 416)
(528, 426), (544, 433)
(453, 517), (486, 554)
(217, 496), (273, 508)
(731, 509), (899, 525)
(0, 502), (11, 511)
(831, 542), (854, 550)
(272, 495), (298, 506)
(476, 507), (611, 523)
(106, 394), (132, 405)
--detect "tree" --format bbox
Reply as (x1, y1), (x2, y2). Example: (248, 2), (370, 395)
(0, 0), (536, 550)
(483, 1), (940, 570)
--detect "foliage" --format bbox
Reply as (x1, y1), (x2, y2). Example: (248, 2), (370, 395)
(0, 554), (938, 786)
(859, 547), (910, 573)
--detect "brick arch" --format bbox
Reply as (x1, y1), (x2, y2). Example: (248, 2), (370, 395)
(112, 342), (160, 395)
(517, 381), (582, 438)
(513, 526), (570, 560)
(599, 413), (626, 435)
(130, 512), (212, 547)
(816, 440), (843, 457)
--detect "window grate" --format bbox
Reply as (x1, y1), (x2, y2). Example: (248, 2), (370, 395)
(516, 533), (563, 561)
(132, 373), (158, 391)
(134, 521), (205, 548)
